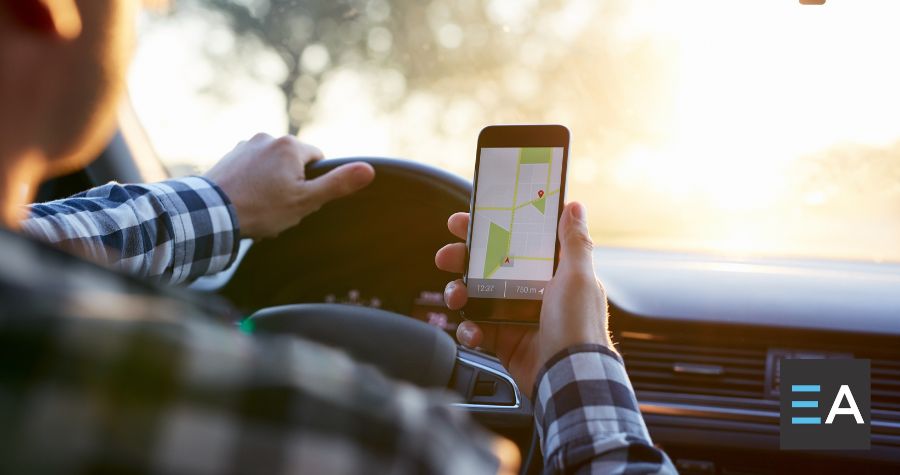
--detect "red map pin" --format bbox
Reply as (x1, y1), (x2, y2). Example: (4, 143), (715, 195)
(538, 189), (544, 198)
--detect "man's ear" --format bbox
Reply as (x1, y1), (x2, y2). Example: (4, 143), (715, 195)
(2, 0), (82, 40)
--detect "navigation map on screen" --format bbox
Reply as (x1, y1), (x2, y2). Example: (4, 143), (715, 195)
(467, 147), (563, 300)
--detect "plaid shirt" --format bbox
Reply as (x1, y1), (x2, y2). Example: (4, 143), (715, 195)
(0, 228), (501, 474)
(22, 177), (240, 285)
(3, 177), (675, 474)
(535, 345), (676, 474)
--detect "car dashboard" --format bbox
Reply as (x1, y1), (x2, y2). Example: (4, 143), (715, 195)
(195, 238), (900, 474)
(599, 248), (900, 473)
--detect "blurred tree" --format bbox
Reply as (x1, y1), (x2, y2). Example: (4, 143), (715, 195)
(199, 0), (369, 134)
(176, 0), (670, 143)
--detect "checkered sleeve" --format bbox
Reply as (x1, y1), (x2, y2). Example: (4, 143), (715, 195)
(534, 344), (677, 474)
(0, 302), (503, 474)
(22, 176), (240, 285)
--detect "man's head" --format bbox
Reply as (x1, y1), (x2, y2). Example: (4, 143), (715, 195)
(0, 0), (136, 178)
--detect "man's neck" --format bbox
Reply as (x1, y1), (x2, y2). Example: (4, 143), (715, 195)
(0, 150), (46, 230)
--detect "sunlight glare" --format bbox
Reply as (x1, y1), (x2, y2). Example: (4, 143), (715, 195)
(129, 0), (900, 262)
(609, 0), (900, 227)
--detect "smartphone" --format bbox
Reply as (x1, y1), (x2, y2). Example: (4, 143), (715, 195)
(461, 124), (569, 324)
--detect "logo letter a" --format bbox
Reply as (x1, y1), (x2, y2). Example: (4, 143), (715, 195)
(825, 385), (864, 424)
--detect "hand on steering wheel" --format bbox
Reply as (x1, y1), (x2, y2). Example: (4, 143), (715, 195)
(205, 134), (375, 239)
(435, 202), (613, 394)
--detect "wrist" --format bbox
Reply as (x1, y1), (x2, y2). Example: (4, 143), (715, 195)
(532, 343), (620, 400)
(201, 174), (247, 238)
(532, 346), (651, 465)
(538, 327), (615, 377)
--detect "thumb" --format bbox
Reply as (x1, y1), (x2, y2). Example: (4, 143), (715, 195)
(304, 162), (375, 207)
(557, 202), (594, 275)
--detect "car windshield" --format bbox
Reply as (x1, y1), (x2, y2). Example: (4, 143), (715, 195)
(128, 0), (900, 263)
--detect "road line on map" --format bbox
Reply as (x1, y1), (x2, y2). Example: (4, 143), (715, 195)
(507, 152), (522, 257)
(476, 188), (559, 212)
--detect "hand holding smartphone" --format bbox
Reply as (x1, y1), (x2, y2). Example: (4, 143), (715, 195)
(461, 125), (569, 324)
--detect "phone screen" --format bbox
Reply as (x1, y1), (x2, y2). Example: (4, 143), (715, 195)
(466, 146), (565, 301)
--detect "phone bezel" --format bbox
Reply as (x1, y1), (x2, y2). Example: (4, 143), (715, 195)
(461, 124), (570, 325)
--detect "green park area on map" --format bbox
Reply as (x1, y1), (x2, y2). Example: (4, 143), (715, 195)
(519, 147), (553, 164)
(484, 222), (511, 279)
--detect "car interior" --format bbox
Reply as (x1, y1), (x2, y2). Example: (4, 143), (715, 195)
(38, 138), (900, 474)
(28, 1), (900, 473)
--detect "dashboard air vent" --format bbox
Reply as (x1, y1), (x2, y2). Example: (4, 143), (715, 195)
(871, 357), (900, 413)
(618, 332), (767, 399)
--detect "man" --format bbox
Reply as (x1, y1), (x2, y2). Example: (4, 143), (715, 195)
(0, 1), (676, 474)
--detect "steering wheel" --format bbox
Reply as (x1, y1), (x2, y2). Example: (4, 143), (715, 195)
(218, 158), (535, 448)
(221, 158), (470, 315)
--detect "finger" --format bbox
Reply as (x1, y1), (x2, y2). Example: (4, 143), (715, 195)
(458, 321), (535, 368)
(303, 162), (375, 208)
(456, 320), (484, 348)
(270, 136), (323, 166)
(443, 279), (468, 310)
(249, 132), (273, 143)
(298, 142), (324, 164)
(492, 436), (521, 475)
(557, 201), (595, 275)
(457, 321), (505, 355)
(447, 212), (470, 241)
(435, 242), (466, 273)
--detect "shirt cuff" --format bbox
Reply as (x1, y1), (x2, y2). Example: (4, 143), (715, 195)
(533, 344), (652, 466)
(146, 176), (241, 283)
